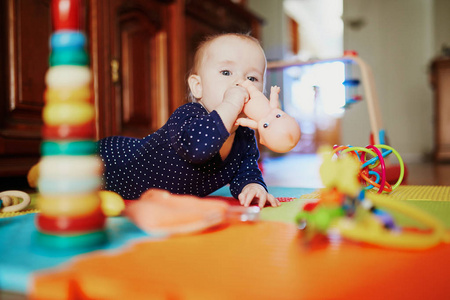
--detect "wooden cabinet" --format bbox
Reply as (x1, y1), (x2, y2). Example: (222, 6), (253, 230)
(431, 58), (450, 162)
(0, 0), (262, 183)
(89, 0), (174, 138)
(0, 0), (51, 178)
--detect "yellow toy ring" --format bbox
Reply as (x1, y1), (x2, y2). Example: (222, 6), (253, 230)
(45, 86), (91, 103)
(38, 193), (101, 217)
(43, 102), (95, 126)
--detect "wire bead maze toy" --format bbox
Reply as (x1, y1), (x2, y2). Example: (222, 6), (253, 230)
(332, 144), (405, 194)
(296, 148), (449, 250)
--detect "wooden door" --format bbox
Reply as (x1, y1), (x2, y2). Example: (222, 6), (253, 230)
(92, 0), (170, 139)
(0, 0), (51, 177)
(431, 58), (450, 162)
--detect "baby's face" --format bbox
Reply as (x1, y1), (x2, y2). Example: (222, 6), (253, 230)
(197, 36), (266, 112)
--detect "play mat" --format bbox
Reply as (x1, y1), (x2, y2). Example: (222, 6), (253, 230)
(1, 185), (450, 299)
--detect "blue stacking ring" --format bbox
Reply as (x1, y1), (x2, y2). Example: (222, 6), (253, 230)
(50, 30), (86, 49)
(37, 176), (103, 194)
(41, 140), (97, 156)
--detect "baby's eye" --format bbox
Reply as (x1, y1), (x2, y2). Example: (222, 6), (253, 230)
(276, 114), (282, 118)
(221, 70), (231, 76)
(247, 76), (258, 82)
(263, 122), (269, 128)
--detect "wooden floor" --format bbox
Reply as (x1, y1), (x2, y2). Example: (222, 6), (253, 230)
(262, 153), (450, 188)
(1, 153), (450, 193)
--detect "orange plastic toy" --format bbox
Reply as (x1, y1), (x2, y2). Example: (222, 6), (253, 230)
(124, 189), (259, 236)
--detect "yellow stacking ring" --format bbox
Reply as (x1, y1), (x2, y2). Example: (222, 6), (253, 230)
(45, 66), (91, 89)
(37, 193), (101, 217)
(45, 86), (91, 103)
(39, 155), (103, 178)
(43, 101), (94, 126)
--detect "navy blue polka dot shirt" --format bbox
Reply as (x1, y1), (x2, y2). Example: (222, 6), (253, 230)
(98, 102), (267, 200)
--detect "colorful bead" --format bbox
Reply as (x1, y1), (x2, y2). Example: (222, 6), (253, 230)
(42, 122), (96, 140)
(44, 86), (91, 103)
(37, 193), (101, 217)
(50, 30), (86, 49)
(45, 65), (91, 89)
(36, 206), (105, 233)
(43, 101), (94, 126)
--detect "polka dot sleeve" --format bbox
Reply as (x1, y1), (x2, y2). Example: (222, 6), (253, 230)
(229, 128), (267, 198)
(167, 104), (230, 164)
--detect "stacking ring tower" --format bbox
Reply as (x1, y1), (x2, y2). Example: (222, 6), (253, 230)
(36, 0), (106, 251)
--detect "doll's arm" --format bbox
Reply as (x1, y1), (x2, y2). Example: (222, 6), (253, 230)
(235, 117), (258, 129)
(269, 86), (281, 108)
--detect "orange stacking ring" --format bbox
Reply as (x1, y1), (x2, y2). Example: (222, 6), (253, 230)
(36, 206), (105, 233)
(42, 121), (96, 140)
(44, 86), (91, 103)
(37, 193), (101, 217)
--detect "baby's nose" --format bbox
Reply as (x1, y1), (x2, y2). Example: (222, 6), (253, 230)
(234, 78), (251, 87)
(234, 78), (244, 86)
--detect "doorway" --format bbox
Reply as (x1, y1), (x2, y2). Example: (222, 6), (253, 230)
(265, 0), (345, 154)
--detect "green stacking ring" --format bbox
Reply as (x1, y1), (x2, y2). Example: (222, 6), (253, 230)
(36, 230), (107, 250)
(49, 49), (89, 66)
(41, 140), (97, 156)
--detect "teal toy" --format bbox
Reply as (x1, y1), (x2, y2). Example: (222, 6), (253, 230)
(49, 49), (89, 66)
(41, 140), (97, 156)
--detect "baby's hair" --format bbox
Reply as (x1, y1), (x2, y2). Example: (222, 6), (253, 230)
(187, 32), (265, 103)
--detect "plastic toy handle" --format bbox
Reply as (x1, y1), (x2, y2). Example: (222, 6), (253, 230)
(335, 192), (449, 249)
(0, 191), (31, 212)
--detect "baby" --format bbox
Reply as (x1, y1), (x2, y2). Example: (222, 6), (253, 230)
(98, 33), (280, 208)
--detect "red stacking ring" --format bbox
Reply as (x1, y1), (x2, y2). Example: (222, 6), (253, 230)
(42, 121), (96, 140)
(37, 206), (106, 233)
(52, 0), (82, 31)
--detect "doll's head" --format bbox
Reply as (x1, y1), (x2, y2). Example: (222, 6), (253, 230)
(257, 108), (301, 153)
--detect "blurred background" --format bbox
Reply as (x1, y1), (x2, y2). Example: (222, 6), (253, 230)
(1, 0), (450, 189)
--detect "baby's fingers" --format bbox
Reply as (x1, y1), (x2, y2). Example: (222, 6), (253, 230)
(239, 190), (256, 207)
(266, 194), (280, 207)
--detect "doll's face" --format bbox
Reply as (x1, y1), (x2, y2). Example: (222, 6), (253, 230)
(191, 35), (266, 112)
(258, 109), (301, 153)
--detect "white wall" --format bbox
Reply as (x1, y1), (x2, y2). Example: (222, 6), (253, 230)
(249, 0), (450, 162)
(342, 0), (436, 162)
(247, 0), (288, 61)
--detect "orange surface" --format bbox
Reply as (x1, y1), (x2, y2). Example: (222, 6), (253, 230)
(30, 221), (450, 299)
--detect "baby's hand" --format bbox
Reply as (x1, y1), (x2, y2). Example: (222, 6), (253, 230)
(222, 85), (249, 112)
(238, 183), (280, 208)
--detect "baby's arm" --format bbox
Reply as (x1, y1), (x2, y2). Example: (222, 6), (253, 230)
(239, 183), (280, 208)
